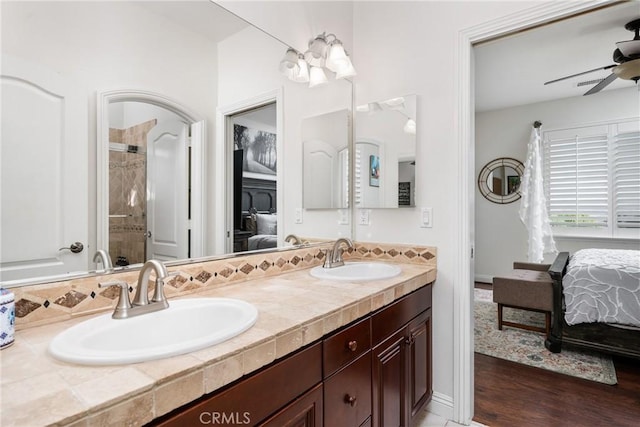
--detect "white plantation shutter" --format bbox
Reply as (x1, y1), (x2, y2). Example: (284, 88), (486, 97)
(544, 125), (609, 228)
(614, 127), (640, 228)
(543, 119), (640, 237)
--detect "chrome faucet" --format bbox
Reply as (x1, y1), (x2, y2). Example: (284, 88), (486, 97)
(93, 249), (113, 272)
(323, 238), (354, 268)
(100, 259), (175, 319)
(133, 259), (171, 308)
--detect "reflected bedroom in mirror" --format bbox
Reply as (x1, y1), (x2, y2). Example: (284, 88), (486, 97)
(0, 0), (352, 286)
(355, 94), (417, 208)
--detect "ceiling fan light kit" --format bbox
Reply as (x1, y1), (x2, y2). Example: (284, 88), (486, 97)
(545, 17), (640, 95)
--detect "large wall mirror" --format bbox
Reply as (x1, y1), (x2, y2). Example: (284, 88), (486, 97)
(355, 94), (417, 208)
(0, 1), (352, 286)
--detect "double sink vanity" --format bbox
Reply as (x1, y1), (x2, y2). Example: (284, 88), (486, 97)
(1, 241), (436, 426)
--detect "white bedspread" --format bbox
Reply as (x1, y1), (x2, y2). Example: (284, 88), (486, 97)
(563, 249), (640, 326)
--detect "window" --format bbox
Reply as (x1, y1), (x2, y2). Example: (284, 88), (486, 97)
(543, 119), (640, 239)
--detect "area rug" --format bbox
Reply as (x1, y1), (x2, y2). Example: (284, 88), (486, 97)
(474, 288), (617, 385)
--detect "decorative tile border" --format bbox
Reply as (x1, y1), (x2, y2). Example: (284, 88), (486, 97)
(9, 242), (436, 330)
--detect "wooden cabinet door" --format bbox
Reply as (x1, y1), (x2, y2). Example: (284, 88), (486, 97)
(324, 352), (372, 427)
(407, 309), (432, 422)
(372, 328), (407, 427)
(259, 384), (323, 427)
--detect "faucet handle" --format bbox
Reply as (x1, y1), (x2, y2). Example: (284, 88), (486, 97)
(322, 249), (334, 268)
(99, 281), (132, 319)
(151, 271), (181, 305)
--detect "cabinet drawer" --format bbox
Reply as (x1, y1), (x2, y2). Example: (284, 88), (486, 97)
(151, 343), (322, 427)
(324, 352), (372, 427)
(323, 317), (371, 377)
(372, 284), (432, 347)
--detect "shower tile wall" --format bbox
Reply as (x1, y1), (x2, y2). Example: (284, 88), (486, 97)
(109, 119), (157, 265)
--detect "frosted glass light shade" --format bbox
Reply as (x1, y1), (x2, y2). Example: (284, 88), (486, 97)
(279, 48), (300, 80)
(305, 36), (328, 67)
(326, 41), (348, 72)
(335, 57), (357, 79)
(403, 118), (417, 135)
(292, 56), (310, 83)
(613, 58), (640, 80)
(309, 66), (328, 88)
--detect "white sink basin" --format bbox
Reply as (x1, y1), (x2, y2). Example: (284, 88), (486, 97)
(49, 298), (258, 365)
(310, 262), (401, 281)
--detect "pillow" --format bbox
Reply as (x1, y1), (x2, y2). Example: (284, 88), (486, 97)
(256, 213), (277, 235)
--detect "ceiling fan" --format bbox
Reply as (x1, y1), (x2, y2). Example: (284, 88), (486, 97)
(544, 18), (640, 95)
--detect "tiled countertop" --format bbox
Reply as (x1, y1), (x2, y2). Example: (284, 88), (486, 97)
(0, 262), (436, 426)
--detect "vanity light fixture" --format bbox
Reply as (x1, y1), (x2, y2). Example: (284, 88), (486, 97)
(279, 32), (356, 87)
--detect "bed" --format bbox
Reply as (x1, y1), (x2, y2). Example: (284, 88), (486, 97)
(545, 249), (640, 359)
(245, 211), (278, 250)
(237, 177), (278, 251)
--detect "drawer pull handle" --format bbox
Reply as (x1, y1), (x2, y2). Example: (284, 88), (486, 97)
(347, 340), (358, 352)
(405, 335), (415, 346)
(345, 394), (357, 407)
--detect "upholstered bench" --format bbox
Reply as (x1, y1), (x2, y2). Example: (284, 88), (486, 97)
(492, 262), (553, 337)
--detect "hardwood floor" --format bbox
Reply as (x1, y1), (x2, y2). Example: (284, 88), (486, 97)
(474, 354), (640, 426)
(473, 282), (640, 426)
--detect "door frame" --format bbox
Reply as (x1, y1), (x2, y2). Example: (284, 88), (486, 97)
(96, 89), (206, 261)
(455, 0), (613, 423)
(215, 89), (283, 254)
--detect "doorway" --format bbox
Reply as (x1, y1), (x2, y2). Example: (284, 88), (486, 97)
(97, 90), (206, 267)
(215, 89), (283, 255)
(456, 2), (610, 423)
(107, 103), (190, 265)
(228, 103), (277, 253)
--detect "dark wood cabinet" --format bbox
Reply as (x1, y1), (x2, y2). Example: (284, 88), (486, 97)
(371, 285), (433, 427)
(259, 384), (323, 427)
(323, 317), (372, 427)
(324, 352), (372, 427)
(407, 309), (432, 422)
(372, 328), (407, 427)
(148, 284), (433, 427)
(150, 343), (322, 427)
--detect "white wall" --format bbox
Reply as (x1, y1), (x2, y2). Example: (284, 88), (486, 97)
(475, 87), (640, 282)
(2, 1), (219, 261)
(351, 0), (540, 418)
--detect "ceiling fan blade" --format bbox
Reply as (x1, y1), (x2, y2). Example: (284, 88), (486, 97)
(583, 72), (618, 96)
(544, 64), (616, 85)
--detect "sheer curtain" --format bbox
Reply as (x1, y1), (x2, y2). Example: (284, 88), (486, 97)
(519, 124), (557, 263)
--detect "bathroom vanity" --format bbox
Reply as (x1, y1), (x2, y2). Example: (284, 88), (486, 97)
(151, 284), (432, 427)
(1, 242), (436, 426)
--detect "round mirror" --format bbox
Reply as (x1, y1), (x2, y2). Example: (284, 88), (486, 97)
(478, 157), (525, 204)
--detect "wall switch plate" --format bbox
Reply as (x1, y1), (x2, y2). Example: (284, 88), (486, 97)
(294, 208), (303, 224)
(359, 209), (370, 226)
(421, 207), (433, 228)
(338, 209), (349, 225)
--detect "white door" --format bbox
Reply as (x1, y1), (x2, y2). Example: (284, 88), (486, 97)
(1, 55), (88, 281)
(303, 139), (338, 208)
(146, 120), (189, 261)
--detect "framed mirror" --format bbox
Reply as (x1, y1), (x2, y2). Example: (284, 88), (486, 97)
(355, 94), (416, 208)
(477, 157), (525, 204)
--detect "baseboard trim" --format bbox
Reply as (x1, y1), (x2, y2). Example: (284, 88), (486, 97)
(474, 274), (493, 284)
(426, 391), (453, 420)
